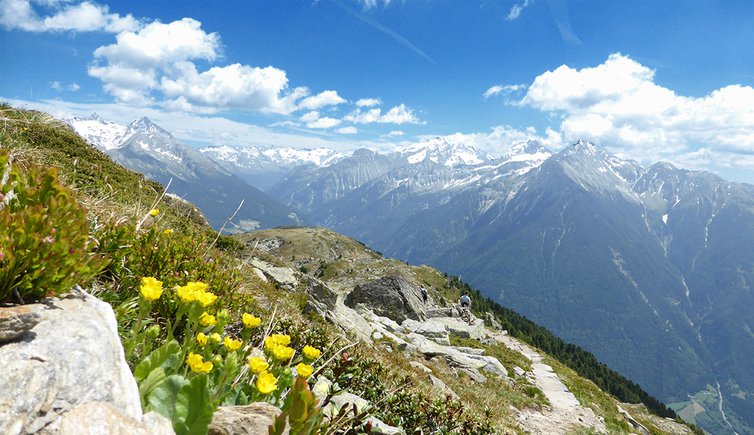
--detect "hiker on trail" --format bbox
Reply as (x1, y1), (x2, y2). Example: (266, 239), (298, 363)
(459, 294), (471, 308)
(420, 286), (428, 304)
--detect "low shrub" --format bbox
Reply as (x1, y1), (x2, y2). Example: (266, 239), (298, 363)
(0, 150), (106, 303)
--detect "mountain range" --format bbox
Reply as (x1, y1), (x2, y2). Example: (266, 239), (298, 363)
(66, 114), (302, 232)
(68, 114), (754, 434)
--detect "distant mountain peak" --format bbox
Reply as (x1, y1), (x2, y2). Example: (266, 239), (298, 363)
(401, 137), (491, 167)
(87, 112), (103, 121)
(128, 117), (171, 137)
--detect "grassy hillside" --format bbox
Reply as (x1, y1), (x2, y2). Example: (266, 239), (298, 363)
(1, 105), (699, 434)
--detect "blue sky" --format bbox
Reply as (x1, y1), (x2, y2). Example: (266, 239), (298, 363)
(2, 0), (754, 182)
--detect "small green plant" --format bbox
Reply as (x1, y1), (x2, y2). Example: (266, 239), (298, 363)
(0, 150), (106, 303)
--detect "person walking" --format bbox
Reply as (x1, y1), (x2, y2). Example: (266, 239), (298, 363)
(420, 286), (428, 304)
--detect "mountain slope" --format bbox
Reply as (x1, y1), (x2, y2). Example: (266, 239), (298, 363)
(68, 115), (302, 232)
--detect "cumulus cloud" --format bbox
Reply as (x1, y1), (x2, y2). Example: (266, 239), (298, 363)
(506, 0), (532, 21)
(519, 53), (754, 163)
(356, 98), (381, 107)
(85, 17), (347, 114)
(306, 117), (341, 129)
(0, 0), (140, 32)
(345, 103), (419, 125)
(384, 130), (404, 137)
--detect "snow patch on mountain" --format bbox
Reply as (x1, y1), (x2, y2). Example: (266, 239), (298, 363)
(200, 145), (346, 168)
(67, 113), (130, 151)
(400, 137), (492, 167)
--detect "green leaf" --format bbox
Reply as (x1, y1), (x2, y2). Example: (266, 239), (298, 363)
(174, 375), (214, 435)
(134, 340), (181, 382)
(146, 374), (188, 423)
(138, 367), (166, 408)
(268, 410), (288, 435)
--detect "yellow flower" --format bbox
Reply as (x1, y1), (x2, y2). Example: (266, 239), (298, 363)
(196, 332), (208, 347)
(139, 277), (163, 301)
(149, 208), (159, 216)
(296, 363), (313, 379)
(186, 352), (213, 373)
(197, 291), (217, 307)
(242, 313), (262, 329)
(256, 370), (278, 394)
(264, 334), (291, 350)
(271, 345), (295, 362)
(223, 336), (243, 352)
(302, 345), (321, 361)
(163, 229), (174, 236)
(209, 332), (222, 344)
(199, 312), (217, 326)
(248, 357), (269, 374)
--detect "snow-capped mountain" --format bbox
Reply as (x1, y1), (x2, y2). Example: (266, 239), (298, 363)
(199, 145), (347, 190)
(66, 113), (130, 151)
(398, 137), (493, 167)
(67, 115), (302, 232)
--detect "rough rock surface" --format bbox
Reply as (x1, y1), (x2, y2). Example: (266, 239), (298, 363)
(249, 258), (299, 289)
(0, 304), (42, 342)
(414, 320), (450, 345)
(428, 375), (459, 400)
(0, 287), (144, 434)
(345, 276), (426, 323)
(208, 403), (286, 435)
(55, 402), (172, 435)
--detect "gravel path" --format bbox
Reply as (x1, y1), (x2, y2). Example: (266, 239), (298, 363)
(493, 333), (607, 434)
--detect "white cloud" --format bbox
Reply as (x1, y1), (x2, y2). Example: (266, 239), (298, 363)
(483, 84), (524, 99)
(506, 0), (532, 21)
(300, 111), (320, 123)
(49, 80), (81, 92)
(337, 126), (358, 134)
(306, 117), (341, 129)
(298, 90), (346, 110)
(85, 17), (344, 115)
(357, 0), (393, 10)
(356, 98), (381, 107)
(384, 130), (404, 137)
(0, 0), (141, 33)
(345, 103), (419, 125)
(416, 125), (562, 156)
(519, 53), (754, 164)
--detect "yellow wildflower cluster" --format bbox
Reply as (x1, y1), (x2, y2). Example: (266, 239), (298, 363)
(209, 332), (222, 344)
(296, 362), (313, 378)
(149, 208), (159, 216)
(175, 281), (217, 307)
(248, 357), (269, 374)
(256, 371), (278, 394)
(302, 345), (321, 361)
(265, 334), (295, 362)
(139, 277), (163, 302)
(242, 313), (261, 328)
(223, 336), (243, 352)
(186, 352), (213, 373)
(199, 312), (217, 326)
(196, 332), (208, 347)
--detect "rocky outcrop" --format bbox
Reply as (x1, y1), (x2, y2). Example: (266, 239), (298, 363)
(0, 304), (42, 343)
(56, 402), (172, 435)
(208, 403), (286, 435)
(344, 276), (426, 323)
(0, 287), (169, 435)
(249, 258), (299, 289)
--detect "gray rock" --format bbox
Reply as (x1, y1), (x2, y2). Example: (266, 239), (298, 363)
(485, 312), (503, 331)
(308, 280), (338, 310)
(249, 258), (299, 289)
(428, 375), (459, 400)
(432, 317), (486, 340)
(414, 320), (450, 345)
(409, 361), (432, 373)
(344, 276), (426, 323)
(513, 366), (526, 377)
(401, 319), (420, 333)
(0, 304), (42, 343)
(466, 354), (510, 380)
(208, 403), (286, 435)
(454, 346), (485, 356)
(55, 402), (173, 435)
(372, 330), (384, 340)
(425, 308), (454, 318)
(0, 287), (142, 434)
(324, 392), (370, 418)
(366, 417), (405, 434)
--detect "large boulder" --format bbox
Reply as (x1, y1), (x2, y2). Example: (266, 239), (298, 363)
(208, 403), (286, 435)
(344, 276), (426, 323)
(56, 402), (172, 435)
(0, 287), (151, 434)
